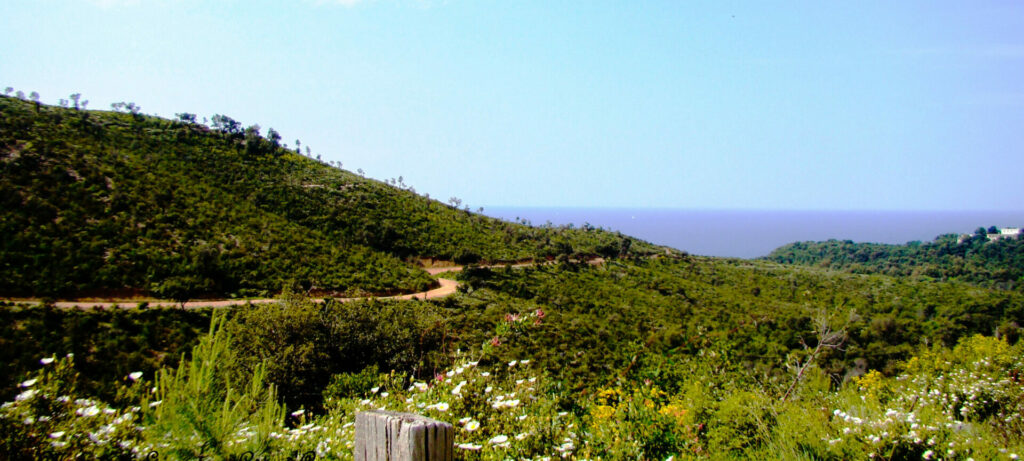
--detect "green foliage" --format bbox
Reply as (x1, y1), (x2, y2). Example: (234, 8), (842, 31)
(0, 304), (211, 404)
(0, 95), (659, 299)
(766, 233), (1024, 290)
(449, 257), (1024, 391)
(322, 364), (382, 402)
(142, 312), (286, 458)
(224, 295), (450, 411)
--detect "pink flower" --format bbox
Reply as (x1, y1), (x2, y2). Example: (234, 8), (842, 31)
(535, 309), (546, 319)
(490, 337), (501, 346)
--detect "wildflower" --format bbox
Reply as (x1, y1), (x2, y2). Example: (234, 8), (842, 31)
(535, 308), (545, 318)
(459, 417), (472, 424)
(20, 378), (37, 388)
(509, 360), (518, 367)
(149, 400), (162, 408)
(291, 409), (305, 417)
(465, 420), (480, 432)
(40, 356), (55, 365)
(515, 432), (528, 440)
(370, 387), (380, 394)
(381, 392), (389, 398)
(922, 450), (934, 460)
(521, 360), (530, 365)
(413, 382), (429, 392)
(77, 405), (101, 417)
(458, 443), (482, 451)
(426, 402), (450, 412)
(15, 389), (37, 401)
(129, 371), (143, 381)
(49, 432), (65, 439)
(489, 435), (509, 444)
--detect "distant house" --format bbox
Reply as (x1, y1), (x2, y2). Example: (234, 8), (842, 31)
(987, 227), (1022, 241)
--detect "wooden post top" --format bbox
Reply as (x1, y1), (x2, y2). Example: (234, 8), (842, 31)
(355, 410), (454, 461)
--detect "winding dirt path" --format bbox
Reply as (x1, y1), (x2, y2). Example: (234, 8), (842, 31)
(5, 258), (607, 310)
(6, 278), (460, 310)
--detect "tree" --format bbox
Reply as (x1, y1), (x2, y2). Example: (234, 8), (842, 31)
(28, 92), (39, 102)
(3, 87), (12, 95)
(176, 112), (197, 123)
(988, 226), (999, 234)
(266, 128), (281, 147)
(211, 114), (241, 135)
(111, 102), (141, 115)
(69, 93), (81, 109)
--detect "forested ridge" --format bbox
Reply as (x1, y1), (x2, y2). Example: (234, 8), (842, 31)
(765, 230), (1024, 290)
(0, 95), (657, 299)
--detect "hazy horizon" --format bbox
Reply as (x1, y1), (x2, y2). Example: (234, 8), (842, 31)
(484, 207), (1024, 258)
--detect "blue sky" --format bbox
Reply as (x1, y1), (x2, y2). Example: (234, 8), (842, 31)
(3, 0), (1022, 210)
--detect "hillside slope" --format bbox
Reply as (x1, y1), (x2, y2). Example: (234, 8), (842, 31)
(0, 96), (659, 298)
(764, 232), (1024, 290)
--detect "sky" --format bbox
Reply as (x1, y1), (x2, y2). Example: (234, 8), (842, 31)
(2, 0), (1023, 211)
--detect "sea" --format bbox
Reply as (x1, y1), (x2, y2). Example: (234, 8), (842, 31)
(483, 208), (1024, 259)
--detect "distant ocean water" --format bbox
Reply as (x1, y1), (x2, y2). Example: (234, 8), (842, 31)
(483, 208), (1024, 259)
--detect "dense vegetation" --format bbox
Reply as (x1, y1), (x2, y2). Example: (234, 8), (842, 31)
(0, 95), (656, 299)
(765, 230), (1024, 290)
(3, 256), (1022, 458)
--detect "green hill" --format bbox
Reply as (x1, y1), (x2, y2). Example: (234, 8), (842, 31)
(0, 95), (659, 299)
(764, 231), (1024, 290)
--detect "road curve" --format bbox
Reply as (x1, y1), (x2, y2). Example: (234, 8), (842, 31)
(8, 258), (607, 310)
(19, 278), (460, 310)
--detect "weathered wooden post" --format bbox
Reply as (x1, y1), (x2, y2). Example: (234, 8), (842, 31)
(354, 410), (454, 461)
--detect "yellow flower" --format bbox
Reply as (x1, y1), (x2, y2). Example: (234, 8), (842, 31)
(592, 405), (615, 419)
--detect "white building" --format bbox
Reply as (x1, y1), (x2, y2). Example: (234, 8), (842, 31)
(987, 227), (1022, 241)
